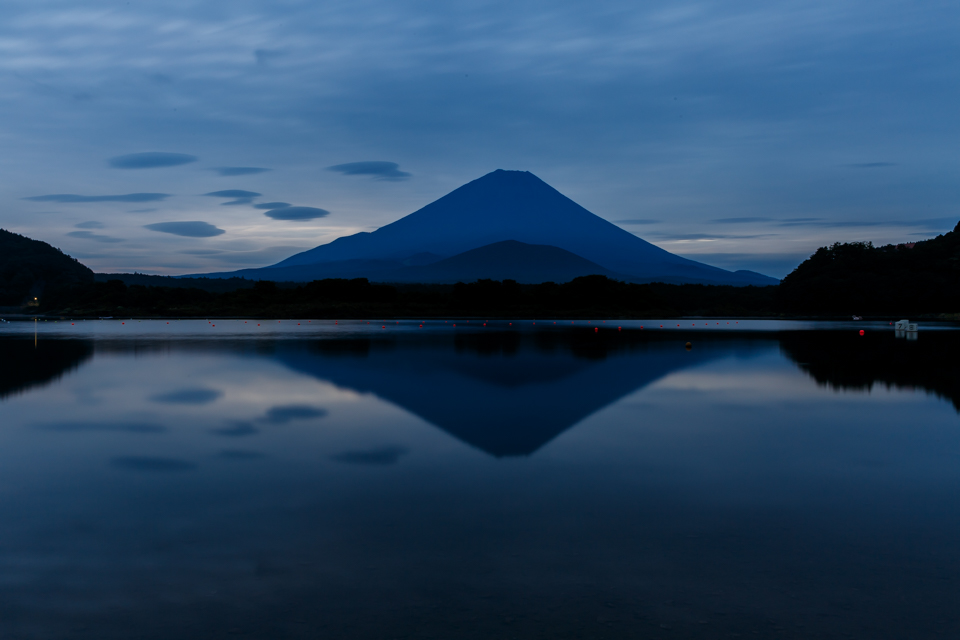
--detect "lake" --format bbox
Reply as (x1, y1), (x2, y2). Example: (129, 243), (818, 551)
(1, 319), (958, 639)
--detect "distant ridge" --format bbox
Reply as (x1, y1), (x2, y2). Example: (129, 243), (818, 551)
(196, 170), (778, 286)
(386, 240), (621, 283)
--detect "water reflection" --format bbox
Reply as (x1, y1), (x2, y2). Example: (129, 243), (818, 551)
(0, 327), (958, 639)
(0, 337), (93, 399)
(780, 330), (960, 410)
(273, 331), (739, 456)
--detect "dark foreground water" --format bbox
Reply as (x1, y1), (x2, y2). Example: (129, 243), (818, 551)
(1, 319), (958, 639)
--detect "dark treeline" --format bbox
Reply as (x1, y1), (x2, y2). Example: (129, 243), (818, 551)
(94, 272), (260, 293)
(778, 221), (960, 315)
(10, 222), (960, 318)
(37, 275), (780, 319)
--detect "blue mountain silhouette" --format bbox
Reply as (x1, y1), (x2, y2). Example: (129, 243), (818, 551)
(201, 170), (776, 285)
(272, 330), (728, 457)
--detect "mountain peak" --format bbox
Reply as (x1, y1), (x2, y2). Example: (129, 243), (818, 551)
(226, 170), (777, 286)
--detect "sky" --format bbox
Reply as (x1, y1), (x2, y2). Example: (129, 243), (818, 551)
(1, 0), (957, 278)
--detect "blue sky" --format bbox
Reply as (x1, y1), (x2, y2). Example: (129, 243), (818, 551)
(1, 0), (957, 277)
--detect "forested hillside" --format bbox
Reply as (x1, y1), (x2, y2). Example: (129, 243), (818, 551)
(0, 229), (94, 306)
(778, 221), (960, 315)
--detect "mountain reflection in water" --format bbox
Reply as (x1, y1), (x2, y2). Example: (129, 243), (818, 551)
(1, 325), (959, 639)
(273, 331), (740, 456)
(0, 337), (93, 400)
(4, 328), (960, 447)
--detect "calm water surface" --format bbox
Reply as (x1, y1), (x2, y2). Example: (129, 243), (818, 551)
(1, 319), (958, 639)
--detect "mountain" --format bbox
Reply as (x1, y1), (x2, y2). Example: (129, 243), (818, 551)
(778, 221), (960, 314)
(199, 170), (777, 286)
(0, 229), (94, 306)
(381, 240), (622, 283)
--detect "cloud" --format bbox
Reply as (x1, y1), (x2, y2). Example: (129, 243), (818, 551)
(776, 217), (957, 229)
(254, 202), (291, 209)
(210, 422), (259, 437)
(110, 456), (196, 472)
(332, 445), (408, 465)
(844, 162), (897, 168)
(75, 221), (105, 229)
(327, 161), (411, 181)
(260, 405), (327, 424)
(37, 421), (166, 433)
(213, 167), (271, 176)
(218, 449), (266, 460)
(254, 49), (284, 65)
(204, 190), (261, 198)
(653, 232), (778, 241)
(144, 221), (225, 237)
(108, 152), (197, 169)
(24, 193), (169, 203)
(67, 230), (123, 243)
(264, 206), (329, 221)
(222, 198), (253, 206)
(128, 208), (158, 213)
(614, 219), (662, 225)
(150, 387), (223, 405)
(711, 217), (773, 223)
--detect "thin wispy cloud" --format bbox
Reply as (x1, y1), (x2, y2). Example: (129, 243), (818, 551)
(254, 49), (284, 65)
(777, 217), (957, 229)
(204, 190), (261, 198)
(213, 167), (271, 176)
(260, 405), (327, 424)
(327, 161), (411, 181)
(150, 388), (223, 405)
(653, 233), (779, 241)
(144, 221), (225, 237)
(264, 206), (329, 221)
(844, 162), (897, 168)
(204, 190), (261, 206)
(332, 445), (408, 466)
(254, 202), (291, 209)
(615, 219), (662, 225)
(24, 193), (169, 203)
(108, 152), (197, 169)
(67, 230), (123, 243)
(712, 217), (773, 224)
(75, 221), (105, 229)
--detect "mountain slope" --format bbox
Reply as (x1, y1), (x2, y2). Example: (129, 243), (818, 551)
(0, 229), (94, 306)
(385, 240), (620, 283)
(261, 170), (776, 286)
